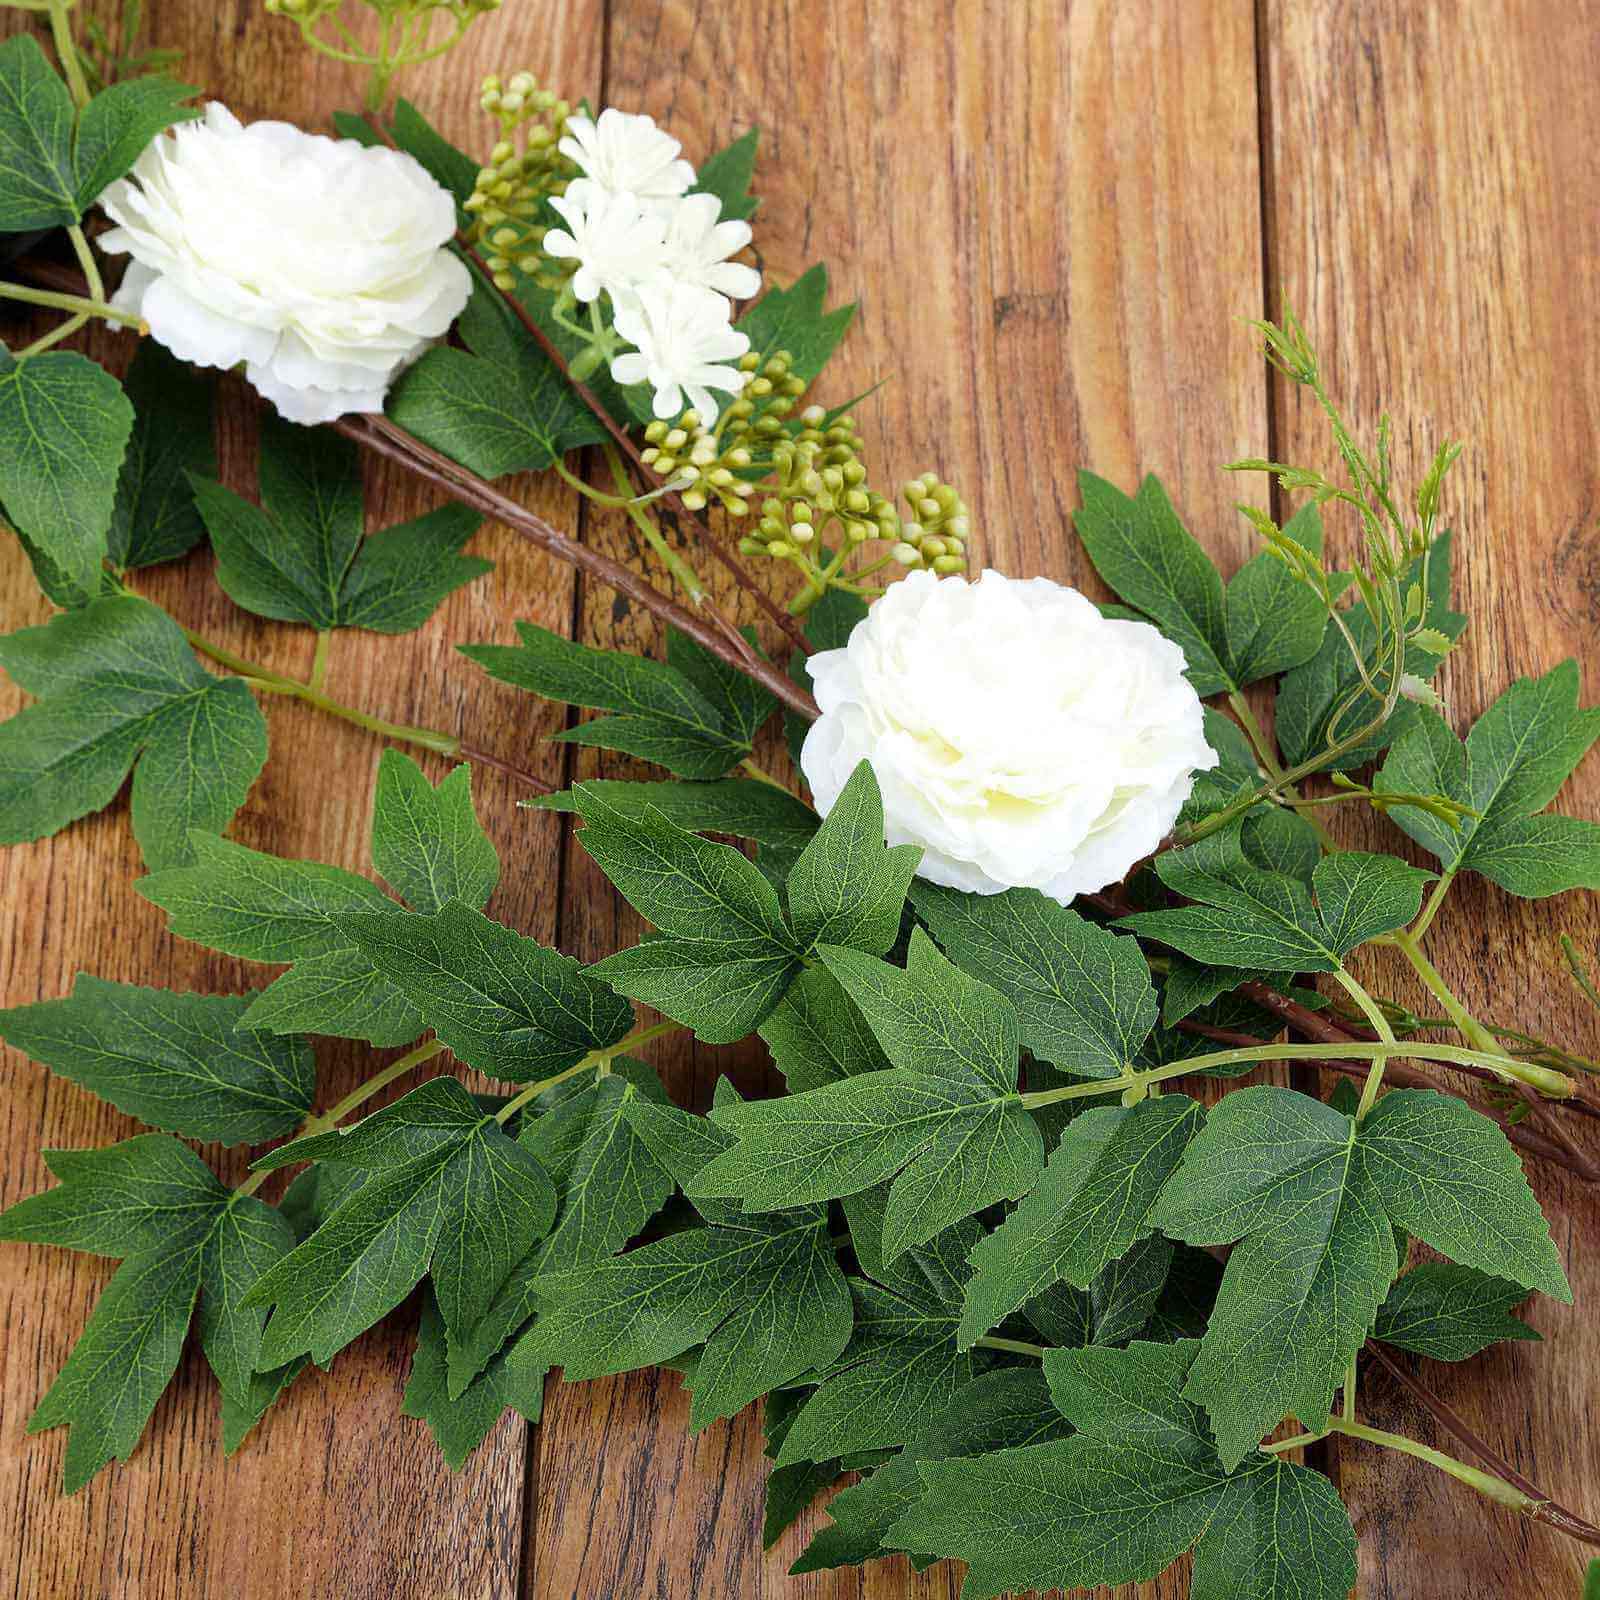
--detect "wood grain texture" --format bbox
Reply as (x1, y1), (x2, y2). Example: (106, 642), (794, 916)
(1262, 1), (1600, 1594)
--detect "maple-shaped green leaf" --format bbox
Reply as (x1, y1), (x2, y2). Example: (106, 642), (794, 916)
(891, 1340), (1356, 1600)
(106, 342), (215, 572)
(1277, 533), (1465, 769)
(1121, 835), (1432, 973)
(518, 1087), (851, 1431)
(1023, 1232), (1178, 1350)
(138, 830), (425, 1046)
(576, 781), (805, 1041)
(691, 933), (1043, 1262)
(246, 1077), (556, 1365)
(1359, 1088), (1569, 1301)
(370, 751), (501, 916)
(403, 1285), (519, 1470)
(736, 264), (856, 380)
(446, 1061), (678, 1402)
(691, 126), (759, 220)
(0, 1135), (293, 1491)
(758, 964), (890, 1092)
(0, 596), (267, 868)
(388, 262), (607, 476)
(1373, 1262), (1540, 1361)
(531, 775), (818, 853)
(0, 974), (313, 1145)
(0, 36), (197, 231)
(666, 623), (779, 747)
(196, 415), (488, 633)
(0, 344), (134, 601)
(774, 1207), (981, 1468)
(957, 1094), (1203, 1349)
(912, 881), (1157, 1079)
(1150, 1086), (1398, 1467)
(338, 901), (633, 1084)
(792, 1365), (1071, 1575)
(1223, 504), (1336, 685)
(462, 622), (755, 779)
(787, 762), (920, 955)
(1377, 662), (1600, 897)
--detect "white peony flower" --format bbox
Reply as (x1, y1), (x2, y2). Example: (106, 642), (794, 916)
(544, 179), (670, 304)
(558, 109), (695, 205)
(659, 192), (761, 300)
(97, 103), (471, 425)
(610, 281), (750, 422)
(800, 569), (1217, 903)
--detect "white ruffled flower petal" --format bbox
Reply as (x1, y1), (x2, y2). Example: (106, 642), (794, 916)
(609, 280), (749, 422)
(659, 192), (761, 301)
(558, 109), (695, 202)
(799, 569), (1218, 905)
(96, 102), (471, 424)
(544, 180), (670, 303)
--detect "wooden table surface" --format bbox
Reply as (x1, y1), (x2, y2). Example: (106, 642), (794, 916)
(4, 2), (1600, 1596)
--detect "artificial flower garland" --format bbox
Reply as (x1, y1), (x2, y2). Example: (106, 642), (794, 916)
(0, 5), (1598, 1599)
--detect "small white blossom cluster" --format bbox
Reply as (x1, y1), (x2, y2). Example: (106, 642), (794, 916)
(542, 109), (760, 423)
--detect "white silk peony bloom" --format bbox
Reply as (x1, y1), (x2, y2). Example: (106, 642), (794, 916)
(610, 281), (750, 422)
(97, 104), (471, 425)
(800, 570), (1217, 903)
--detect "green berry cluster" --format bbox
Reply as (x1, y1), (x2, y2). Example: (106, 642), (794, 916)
(889, 474), (970, 573)
(641, 412), (753, 517)
(463, 72), (577, 292)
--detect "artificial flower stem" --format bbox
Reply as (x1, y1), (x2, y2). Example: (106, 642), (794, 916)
(0, 280), (142, 327)
(16, 312), (90, 358)
(1016, 1040), (1574, 1111)
(234, 1037), (449, 1197)
(1328, 1418), (1538, 1514)
(1390, 927), (1502, 1057)
(309, 630), (332, 695)
(1225, 690), (1336, 850)
(492, 1019), (684, 1126)
(600, 439), (711, 606)
(45, 0), (91, 107)
(973, 1334), (1049, 1359)
(1408, 869), (1457, 944)
(1330, 968), (1397, 1120)
(739, 756), (791, 791)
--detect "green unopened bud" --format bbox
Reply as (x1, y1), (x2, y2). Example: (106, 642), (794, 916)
(568, 345), (604, 381)
(768, 540), (794, 558)
(682, 488), (708, 510)
(891, 542), (921, 566)
(931, 554), (965, 575)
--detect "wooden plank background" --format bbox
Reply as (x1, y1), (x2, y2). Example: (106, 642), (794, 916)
(1, 1), (1596, 1596)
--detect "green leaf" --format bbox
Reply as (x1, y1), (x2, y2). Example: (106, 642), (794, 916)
(792, 1365), (1071, 1575)
(890, 1340), (1356, 1600)
(666, 626), (778, 747)
(692, 933), (1043, 1263)
(1377, 662), (1600, 897)
(402, 1286), (516, 1470)
(198, 415), (487, 632)
(370, 752), (499, 916)
(1151, 1086), (1399, 1466)
(0, 1134), (291, 1491)
(106, 342), (215, 571)
(1074, 472), (1231, 695)
(388, 264), (606, 477)
(462, 621), (751, 778)
(0, 345), (134, 598)
(787, 761), (920, 955)
(1223, 503), (1333, 685)
(517, 1094), (851, 1431)
(957, 1095), (1203, 1349)
(1277, 533), (1465, 770)
(758, 963), (890, 1092)
(1360, 1088), (1569, 1301)
(531, 776), (818, 853)
(1373, 1263), (1539, 1361)
(0, 36), (196, 231)
(736, 265), (856, 379)
(0, 974), (313, 1145)
(337, 901), (633, 1083)
(691, 126), (759, 221)
(1122, 837), (1431, 972)
(0, 596), (267, 868)
(137, 830), (425, 1046)
(912, 881), (1156, 1079)
(245, 1077), (556, 1364)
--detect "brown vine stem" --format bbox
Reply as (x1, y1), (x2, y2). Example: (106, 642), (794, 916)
(334, 414), (820, 722)
(456, 241), (815, 661)
(1367, 1343), (1600, 1548)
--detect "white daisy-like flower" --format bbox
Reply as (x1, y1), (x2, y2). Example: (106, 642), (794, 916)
(96, 103), (470, 425)
(558, 109), (695, 205)
(543, 179), (669, 304)
(610, 281), (750, 422)
(659, 192), (761, 300)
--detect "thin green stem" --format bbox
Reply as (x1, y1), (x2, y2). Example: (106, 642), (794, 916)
(1017, 1039), (1574, 1110)
(1326, 1418), (1537, 1512)
(493, 1019), (683, 1126)
(740, 756), (791, 792)
(1391, 927), (1501, 1057)
(17, 312), (89, 357)
(0, 280), (142, 327)
(974, 1334), (1049, 1359)
(1408, 870), (1457, 943)
(234, 1038), (448, 1196)
(1261, 1430), (1326, 1455)
(600, 440), (710, 605)
(1331, 968), (1397, 1119)
(1227, 691), (1336, 850)
(309, 630), (332, 695)
(66, 224), (103, 303)
(46, 0), (91, 106)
